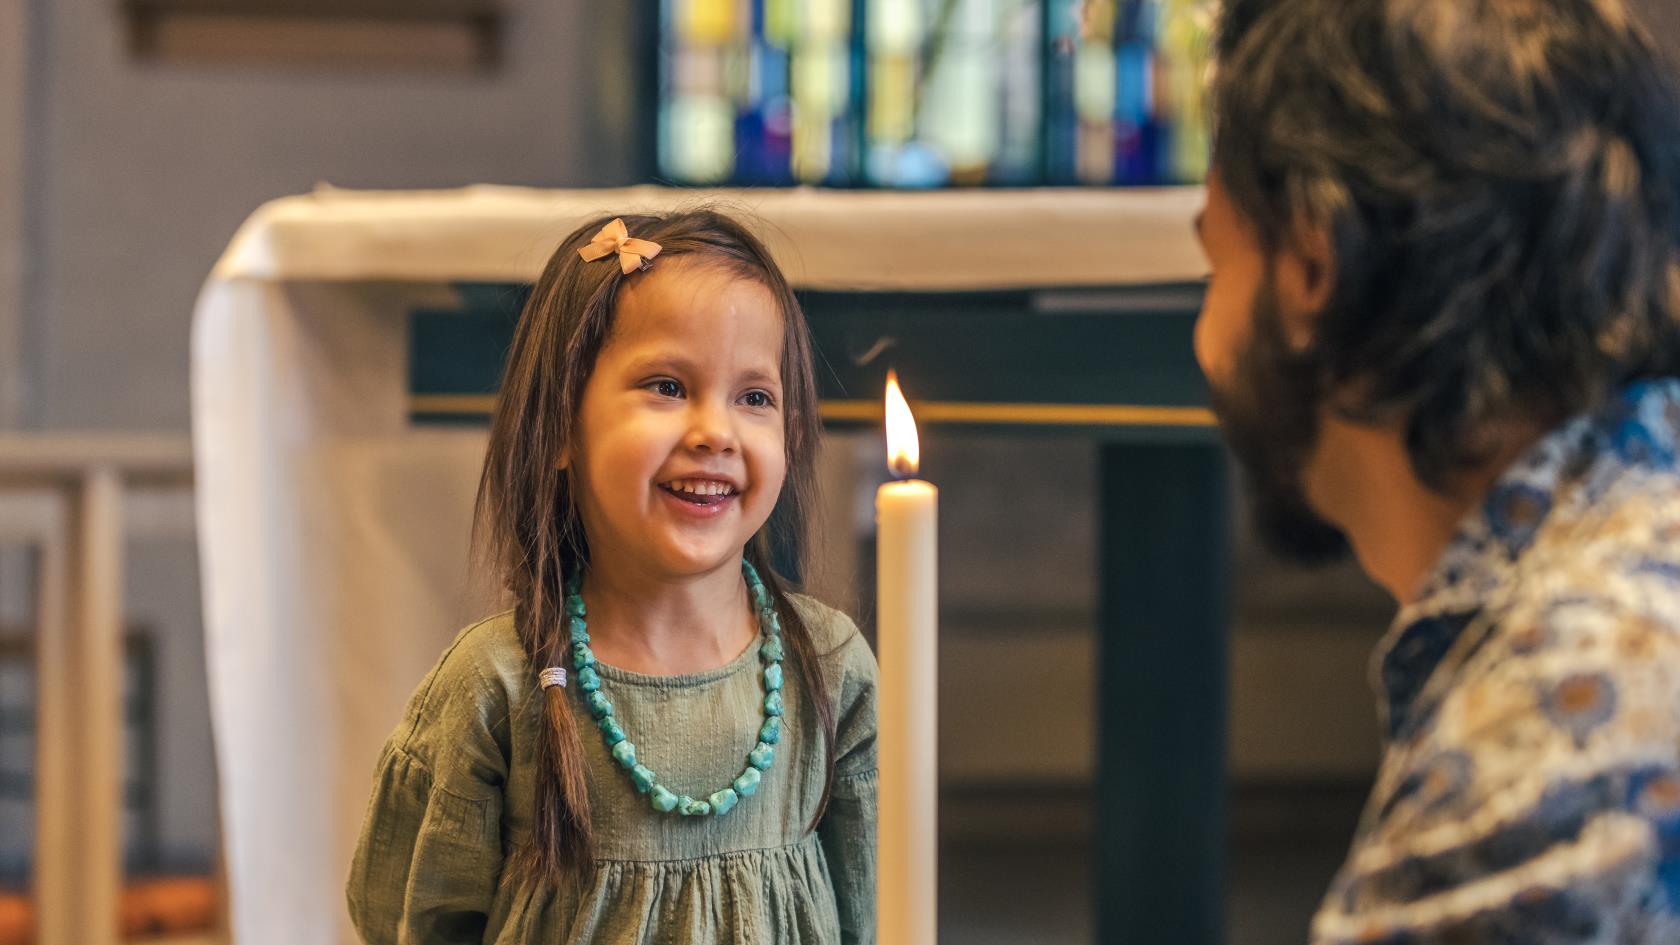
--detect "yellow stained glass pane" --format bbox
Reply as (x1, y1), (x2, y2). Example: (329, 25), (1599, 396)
(869, 55), (915, 142)
(765, 0), (798, 47)
(1159, 0), (1213, 181)
(803, 0), (851, 44)
(678, 0), (736, 45)
(1080, 0), (1117, 43)
(792, 43), (846, 180)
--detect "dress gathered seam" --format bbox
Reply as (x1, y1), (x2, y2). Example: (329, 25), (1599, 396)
(591, 834), (820, 867)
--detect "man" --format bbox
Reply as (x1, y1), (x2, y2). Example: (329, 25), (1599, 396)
(1195, 0), (1680, 941)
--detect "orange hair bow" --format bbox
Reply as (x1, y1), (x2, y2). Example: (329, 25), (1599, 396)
(577, 218), (663, 274)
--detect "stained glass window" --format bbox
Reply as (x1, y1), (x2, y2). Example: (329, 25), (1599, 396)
(658, 0), (1215, 188)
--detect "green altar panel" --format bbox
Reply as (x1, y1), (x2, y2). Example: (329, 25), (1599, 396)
(408, 282), (1231, 945)
(410, 283), (1216, 437)
(1099, 442), (1231, 945)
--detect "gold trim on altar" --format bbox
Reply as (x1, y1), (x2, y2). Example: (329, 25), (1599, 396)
(409, 395), (1217, 428)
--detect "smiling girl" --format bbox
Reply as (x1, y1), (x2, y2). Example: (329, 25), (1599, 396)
(346, 211), (878, 945)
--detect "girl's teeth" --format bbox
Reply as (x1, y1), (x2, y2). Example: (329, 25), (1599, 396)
(669, 479), (733, 496)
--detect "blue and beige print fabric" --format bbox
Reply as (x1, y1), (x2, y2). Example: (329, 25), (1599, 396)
(1312, 380), (1680, 945)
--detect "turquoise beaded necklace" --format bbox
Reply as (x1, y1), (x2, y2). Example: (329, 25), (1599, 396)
(562, 559), (785, 817)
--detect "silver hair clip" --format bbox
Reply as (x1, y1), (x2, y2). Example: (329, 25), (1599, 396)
(539, 666), (569, 690)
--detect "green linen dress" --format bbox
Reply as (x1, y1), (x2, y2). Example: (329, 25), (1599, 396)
(346, 595), (878, 945)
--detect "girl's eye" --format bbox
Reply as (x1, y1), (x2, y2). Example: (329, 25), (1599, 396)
(741, 390), (774, 408)
(650, 379), (683, 398)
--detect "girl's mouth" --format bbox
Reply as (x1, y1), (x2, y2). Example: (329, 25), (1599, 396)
(658, 478), (740, 509)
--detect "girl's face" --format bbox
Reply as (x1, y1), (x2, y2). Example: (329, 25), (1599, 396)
(572, 257), (788, 582)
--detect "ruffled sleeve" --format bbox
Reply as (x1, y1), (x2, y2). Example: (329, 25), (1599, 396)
(817, 625), (879, 945)
(345, 617), (516, 945)
(346, 743), (504, 945)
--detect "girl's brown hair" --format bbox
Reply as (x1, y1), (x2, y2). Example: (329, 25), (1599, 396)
(474, 209), (835, 887)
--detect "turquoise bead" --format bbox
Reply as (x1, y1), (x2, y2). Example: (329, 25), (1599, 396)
(612, 740), (637, 769)
(764, 692), (784, 717)
(568, 616), (590, 644)
(763, 663), (783, 692)
(564, 596), (586, 617)
(742, 559), (761, 585)
(748, 743), (775, 770)
(576, 666), (601, 693)
(678, 796), (711, 816)
(572, 644), (595, 670)
(751, 584), (771, 609)
(599, 717), (625, 745)
(587, 690), (613, 719)
(759, 717), (782, 745)
(650, 785), (678, 813)
(631, 764), (657, 794)
(761, 636), (785, 662)
(733, 767), (761, 797)
(762, 611), (782, 634)
(708, 788), (740, 816)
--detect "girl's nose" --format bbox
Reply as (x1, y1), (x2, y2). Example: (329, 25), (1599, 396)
(683, 398), (738, 454)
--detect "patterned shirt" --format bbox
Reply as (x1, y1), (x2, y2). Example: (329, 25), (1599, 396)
(1311, 379), (1680, 945)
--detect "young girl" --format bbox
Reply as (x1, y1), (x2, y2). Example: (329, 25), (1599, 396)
(346, 211), (878, 945)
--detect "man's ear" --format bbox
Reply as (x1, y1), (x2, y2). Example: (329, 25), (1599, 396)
(1273, 217), (1335, 351)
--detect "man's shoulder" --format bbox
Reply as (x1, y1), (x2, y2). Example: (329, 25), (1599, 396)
(1520, 467), (1680, 623)
(1461, 485), (1680, 742)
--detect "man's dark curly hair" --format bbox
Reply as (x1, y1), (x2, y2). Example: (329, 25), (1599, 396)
(1212, 0), (1680, 488)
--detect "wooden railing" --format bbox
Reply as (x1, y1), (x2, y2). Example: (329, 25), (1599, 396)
(0, 434), (217, 945)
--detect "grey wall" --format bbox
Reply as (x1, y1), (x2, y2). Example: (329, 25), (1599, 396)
(27, 0), (637, 433)
(0, 0), (24, 428)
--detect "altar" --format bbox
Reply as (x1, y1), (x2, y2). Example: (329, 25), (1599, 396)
(191, 184), (1229, 945)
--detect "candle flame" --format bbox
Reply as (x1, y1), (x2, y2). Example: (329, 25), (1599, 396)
(884, 370), (920, 479)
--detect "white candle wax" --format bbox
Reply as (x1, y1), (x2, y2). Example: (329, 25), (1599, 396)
(876, 476), (938, 945)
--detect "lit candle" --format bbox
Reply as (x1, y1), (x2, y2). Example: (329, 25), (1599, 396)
(876, 370), (938, 945)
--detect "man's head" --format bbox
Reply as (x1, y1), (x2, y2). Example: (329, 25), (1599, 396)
(1196, 0), (1680, 565)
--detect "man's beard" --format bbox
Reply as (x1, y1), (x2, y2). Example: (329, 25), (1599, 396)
(1207, 283), (1352, 566)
